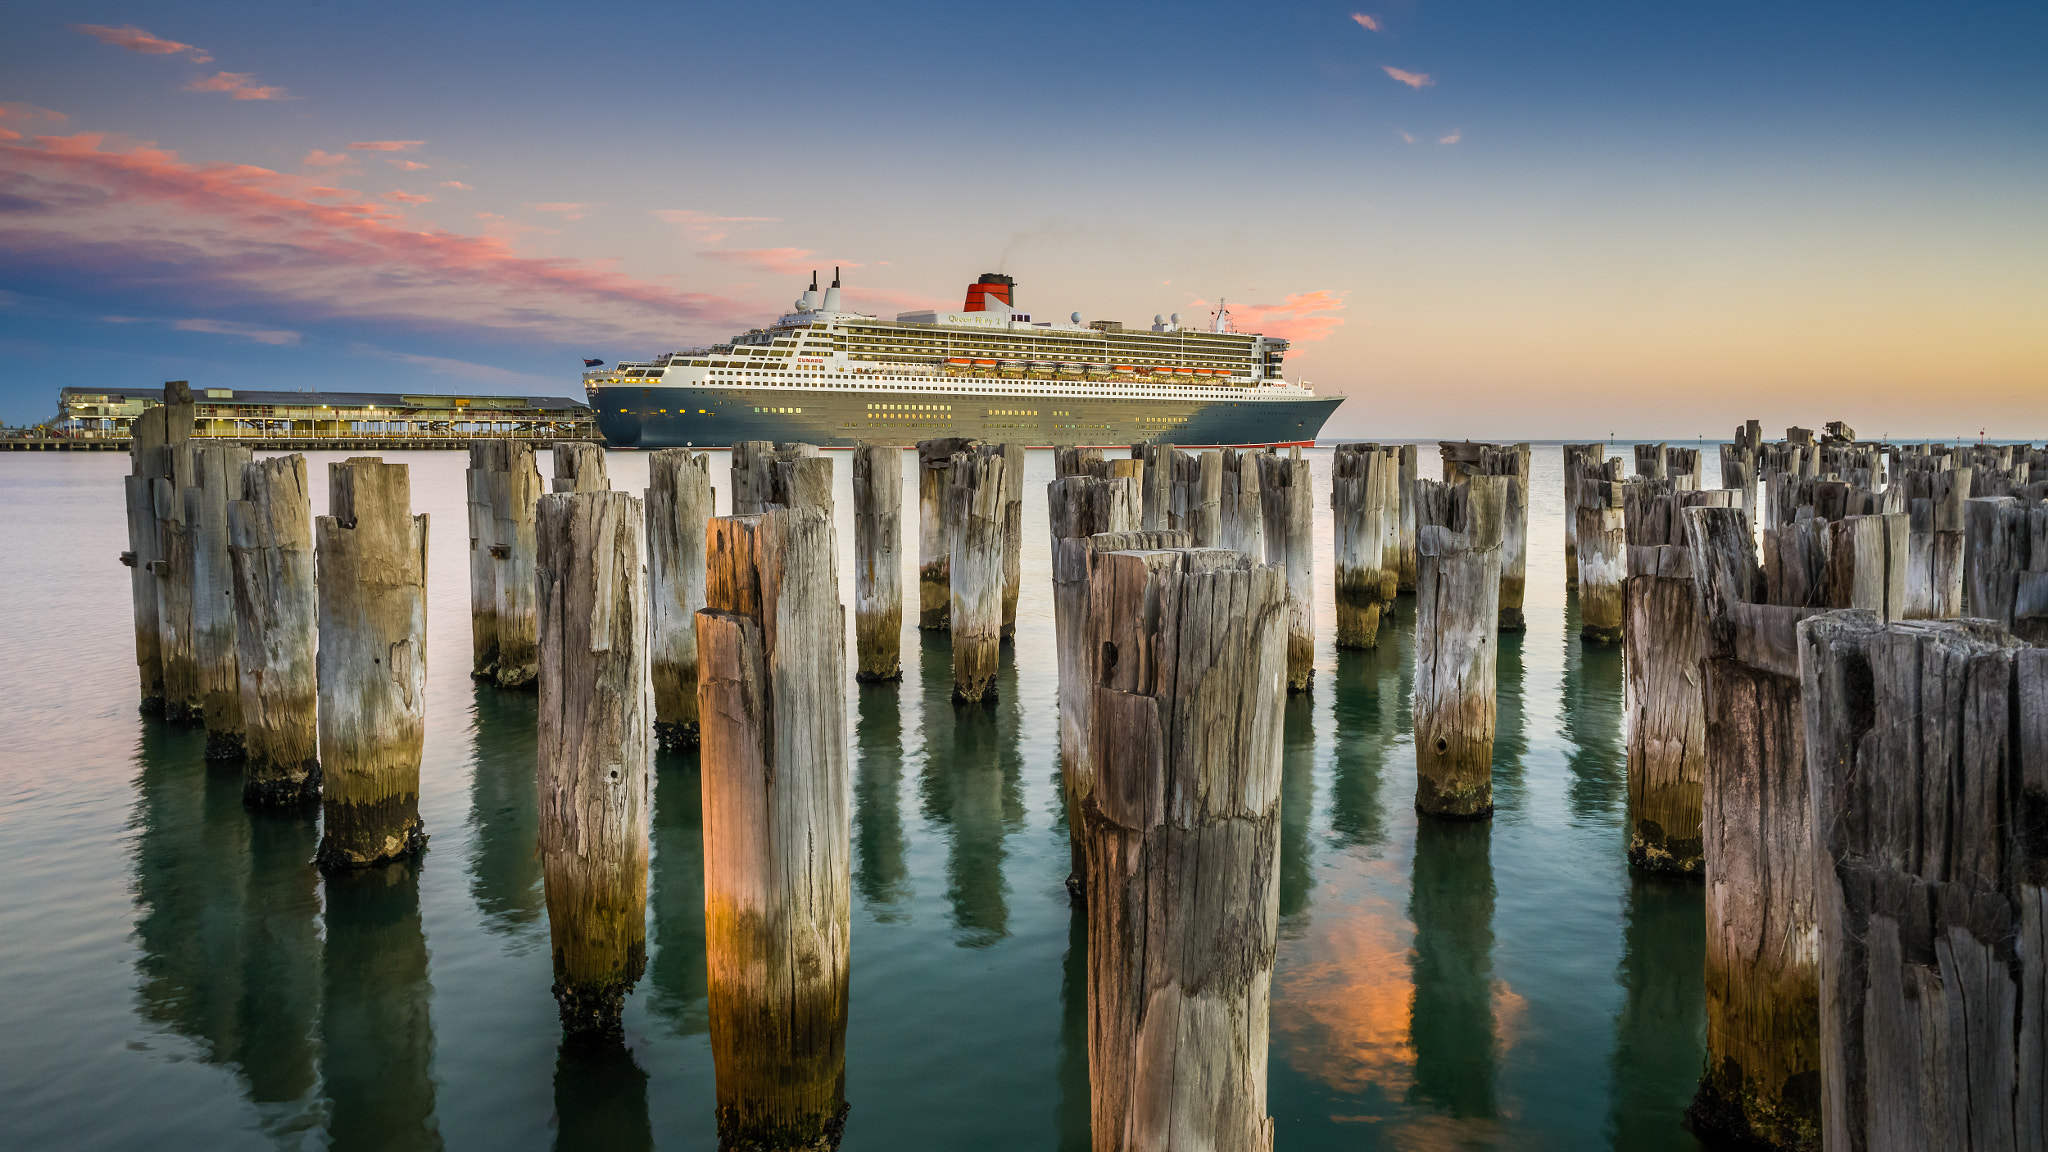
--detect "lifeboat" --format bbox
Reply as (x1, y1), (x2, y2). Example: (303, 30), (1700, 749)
(1173, 368), (1195, 377)
(1193, 368), (1215, 376)
(973, 359), (998, 367)
(1112, 365), (1136, 374)
(947, 358), (972, 366)
(1000, 360), (1025, 369)
(1058, 362), (1083, 372)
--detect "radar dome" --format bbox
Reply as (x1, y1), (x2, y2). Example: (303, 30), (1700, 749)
(1170, 313), (1181, 325)
(1071, 312), (1082, 323)
(1153, 314), (1165, 325)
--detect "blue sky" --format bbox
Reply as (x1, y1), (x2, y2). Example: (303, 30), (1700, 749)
(3, 1), (2043, 436)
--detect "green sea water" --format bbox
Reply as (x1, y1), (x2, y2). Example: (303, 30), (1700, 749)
(0, 446), (1709, 1150)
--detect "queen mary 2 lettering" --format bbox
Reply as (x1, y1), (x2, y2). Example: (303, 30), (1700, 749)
(584, 271), (1343, 449)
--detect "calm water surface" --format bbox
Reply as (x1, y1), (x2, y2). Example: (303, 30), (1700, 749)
(0, 446), (1708, 1150)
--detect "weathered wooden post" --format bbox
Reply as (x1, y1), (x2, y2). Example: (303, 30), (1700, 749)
(1621, 487), (1735, 873)
(1397, 443), (1420, 592)
(1681, 505), (1821, 1151)
(1220, 448), (1265, 560)
(315, 458), (429, 870)
(768, 451), (832, 515)
(1963, 494), (2048, 639)
(1576, 457), (1628, 642)
(698, 505), (851, 1150)
(646, 450), (713, 748)
(1412, 476), (1509, 819)
(917, 437), (980, 629)
(1800, 616), (2044, 1151)
(1720, 434), (1759, 533)
(121, 382), (193, 713)
(228, 454), (318, 806)
(1902, 466), (1969, 619)
(729, 441), (773, 515)
(1820, 512), (1908, 621)
(1047, 474), (1141, 879)
(995, 442), (1026, 639)
(950, 448), (1008, 703)
(1184, 449), (1223, 548)
(536, 490), (650, 1038)
(854, 445), (903, 682)
(1259, 448), (1315, 692)
(466, 440), (543, 688)
(1443, 442), (1530, 630)
(1634, 442), (1670, 482)
(1081, 546), (1286, 1152)
(467, 442), (500, 680)
(1136, 442), (1174, 531)
(1563, 444), (1603, 582)
(1333, 444), (1395, 649)
(189, 443), (251, 757)
(552, 441), (609, 493)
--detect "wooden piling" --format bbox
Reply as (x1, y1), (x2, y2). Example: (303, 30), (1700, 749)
(698, 505), (850, 1150)
(1081, 546), (1286, 1152)
(189, 444), (251, 758)
(315, 458), (429, 870)
(1820, 512), (1908, 621)
(1902, 466), (1970, 619)
(995, 442), (1026, 639)
(647, 450), (714, 747)
(949, 449), (1008, 703)
(769, 452), (833, 515)
(1681, 505), (1821, 1151)
(1333, 444), (1396, 650)
(536, 490), (651, 1039)
(467, 442), (499, 680)
(1182, 449), (1223, 548)
(1563, 444), (1603, 583)
(1412, 476), (1510, 819)
(1964, 494), (2048, 641)
(551, 441), (610, 493)
(228, 454), (319, 806)
(854, 445), (904, 682)
(1443, 442), (1530, 631)
(1576, 457), (1628, 642)
(1800, 616), (2044, 1152)
(1047, 474), (1141, 880)
(917, 437), (980, 629)
(465, 441), (543, 688)
(1220, 448), (1265, 560)
(1258, 448), (1316, 692)
(121, 381), (192, 713)
(1397, 443), (1420, 592)
(1136, 442), (1174, 531)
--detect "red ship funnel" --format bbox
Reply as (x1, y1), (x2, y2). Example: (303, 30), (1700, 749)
(963, 273), (1015, 312)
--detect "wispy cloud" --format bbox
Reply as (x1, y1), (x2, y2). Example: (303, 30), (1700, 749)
(1439, 129), (1462, 144)
(651, 208), (777, 243)
(358, 346), (559, 388)
(1382, 65), (1434, 89)
(70, 24), (212, 63)
(439, 180), (473, 191)
(1198, 290), (1347, 342)
(386, 159), (429, 171)
(531, 202), (592, 220)
(347, 140), (423, 152)
(1397, 129), (1416, 144)
(302, 149), (356, 168)
(700, 248), (860, 276)
(186, 72), (289, 101)
(0, 129), (756, 347)
(0, 104), (68, 142)
(1350, 13), (1381, 32)
(382, 190), (433, 204)
(173, 318), (301, 344)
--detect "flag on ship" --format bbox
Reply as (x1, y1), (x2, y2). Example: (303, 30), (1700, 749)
(583, 358), (604, 367)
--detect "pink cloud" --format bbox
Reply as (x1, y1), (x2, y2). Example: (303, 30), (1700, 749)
(187, 72), (289, 101)
(386, 159), (429, 171)
(1350, 13), (1381, 31)
(1197, 291), (1347, 343)
(173, 318), (300, 345)
(302, 149), (356, 168)
(439, 180), (473, 190)
(0, 104), (68, 142)
(381, 190), (433, 204)
(0, 130), (757, 347)
(700, 247), (861, 276)
(347, 140), (423, 152)
(1382, 65), (1433, 89)
(70, 24), (212, 63)
(1397, 129), (1416, 144)
(1439, 129), (1462, 144)
(531, 202), (591, 220)
(650, 208), (777, 243)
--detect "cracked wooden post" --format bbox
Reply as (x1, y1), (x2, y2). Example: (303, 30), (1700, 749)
(995, 442), (1026, 639)
(949, 448), (1008, 703)
(917, 437), (980, 630)
(1220, 449), (1265, 560)
(1634, 442), (1670, 483)
(1821, 512), (1908, 621)
(1721, 425), (1760, 534)
(467, 441), (542, 688)
(1397, 443), (1420, 592)
(315, 458), (429, 870)
(1333, 444), (1396, 650)
(1563, 444), (1603, 584)
(122, 381), (192, 713)
(1964, 494), (2048, 641)
(1902, 466), (1969, 619)
(1259, 448), (1315, 693)
(647, 449), (714, 748)
(1136, 442), (1175, 531)
(228, 454), (319, 806)
(1800, 616), (2044, 1152)
(1082, 546), (1286, 1152)
(537, 490), (650, 1039)
(769, 452), (833, 516)
(1412, 476), (1509, 820)
(698, 505), (851, 1151)
(190, 443), (251, 759)
(152, 431), (200, 723)
(854, 445), (903, 682)
(1681, 505), (1821, 1151)
(552, 441), (610, 493)
(467, 442), (501, 681)
(1443, 442), (1530, 631)
(730, 441), (773, 516)
(1048, 475), (1141, 882)
(1621, 487), (1735, 873)
(1576, 456), (1628, 642)
(1183, 449), (1223, 549)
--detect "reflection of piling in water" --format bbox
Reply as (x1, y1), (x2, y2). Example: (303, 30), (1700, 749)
(315, 459), (428, 870)
(647, 750), (709, 1035)
(322, 864), (443, 1152)
(647, 449), (714, 747)
(552, 1037), (654, 1152)
(1412, 476), (1508, 819)
(852, 681), (910, 920)
(949, 448), (1008, 703)
(1278, 692), (1317, 919)
(466, 440), (543, 688)
(1331, 638), (1404, 850)
(853, 445), (903, 682)
(1082, 547), (1286, 1151)
(466, 682), (544, 933)
(917, 438), (980, 629)
(1682, 506), (1820, 1151)
(1055, 906), (1091, 1152)
(537, 491), (651, 1038)
(122, 380), (192, 713)
(229, 454), (319, 806)
(918, 631), (1024, 946)
(1259, 447), (1316, 692)
(698, 505), (850, 1149)
(1407, 819), (1499, 1121)
(190, 443), (252, 757)
(1800, 616), (2044, 1151)
(1607, 874), (1707, 1151)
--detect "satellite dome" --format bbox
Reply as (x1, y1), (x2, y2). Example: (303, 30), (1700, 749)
(1153, 314), (1165, 325)
(1170, 313), (1181, 325)
(1071, 312), (1082, 324)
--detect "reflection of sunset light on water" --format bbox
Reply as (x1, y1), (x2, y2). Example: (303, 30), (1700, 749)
(1273, 897), (1417, 1097)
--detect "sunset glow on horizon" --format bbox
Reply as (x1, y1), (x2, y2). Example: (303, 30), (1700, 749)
(2, 1), (2042, 437)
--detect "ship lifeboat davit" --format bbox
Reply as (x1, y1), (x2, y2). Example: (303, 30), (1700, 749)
(1112, 365), (1136, 374)
(1173, 368), (1195, 376)
(947, 357), (972, 366)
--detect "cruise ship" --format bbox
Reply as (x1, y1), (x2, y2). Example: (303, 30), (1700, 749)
(585, 272), (1343, 449)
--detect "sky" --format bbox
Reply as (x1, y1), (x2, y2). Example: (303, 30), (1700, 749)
(1, 0), (2043, 439)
